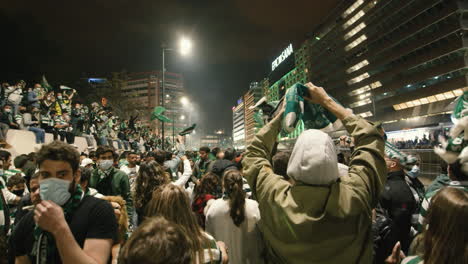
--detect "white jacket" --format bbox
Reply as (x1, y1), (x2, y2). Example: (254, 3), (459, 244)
(205, 198), (264, 264)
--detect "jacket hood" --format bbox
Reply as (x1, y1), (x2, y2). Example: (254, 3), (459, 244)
(287, 129), (339, 185)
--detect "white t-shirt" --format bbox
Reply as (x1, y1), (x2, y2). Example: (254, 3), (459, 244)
(205, 198), (263, 264)
(120, 165), (140, 191)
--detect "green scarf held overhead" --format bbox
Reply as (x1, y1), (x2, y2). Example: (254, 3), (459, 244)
(41, 75), (53, 91)
(31, 183), (86, 264)
(282, 83), (344, 134)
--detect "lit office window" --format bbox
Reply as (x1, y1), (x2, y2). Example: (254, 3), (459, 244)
(346, 59), (369, 73)
(347, 72), (370, 85)
(342, 0), (364, 18)
(345, 34), (367, 51)
(344, 23), (366, 40)
(359, 92), (371, 99)
(370, 81), (382, 89)
(350, 98), (372, 108)
(343, 10), (365, 30)
(349, 85), (371, 96)
(392, 89), (465, 111)
(357, 111), (373, 118)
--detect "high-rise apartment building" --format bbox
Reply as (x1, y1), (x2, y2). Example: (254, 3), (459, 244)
(113, 70), (189, 136)
(232, 98), (245, 149)
(232, 82), (263, 149)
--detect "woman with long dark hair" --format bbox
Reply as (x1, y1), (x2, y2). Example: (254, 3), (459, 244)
(133, 161), (170, 224)
(146, 184), (228, 264)
(205, 170), (263, 264)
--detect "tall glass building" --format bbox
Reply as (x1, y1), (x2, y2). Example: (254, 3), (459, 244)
(305, 0), (467, 132)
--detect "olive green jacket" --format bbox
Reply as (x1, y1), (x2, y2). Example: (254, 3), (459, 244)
(242, 115), (386, 264)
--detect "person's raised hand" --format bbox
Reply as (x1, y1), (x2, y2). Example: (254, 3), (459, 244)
(34, 200), (67, 235)
(385, 241), (406, 264)
(304, 82), (330, 105)
(216, 241), (229, 264)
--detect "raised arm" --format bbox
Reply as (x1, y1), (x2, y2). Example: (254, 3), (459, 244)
(242, 107), (289, 201)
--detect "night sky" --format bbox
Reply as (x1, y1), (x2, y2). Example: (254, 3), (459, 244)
(1, 0), (340, 134)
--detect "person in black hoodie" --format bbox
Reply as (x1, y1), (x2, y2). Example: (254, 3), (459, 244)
(379, 155), (417, 254)
(211, 148), (238, 179)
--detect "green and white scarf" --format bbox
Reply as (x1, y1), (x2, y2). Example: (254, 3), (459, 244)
(283, 83), (343, 134)
(31, 184), (86, 264)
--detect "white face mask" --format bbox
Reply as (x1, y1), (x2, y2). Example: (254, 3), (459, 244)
(39, 178), (72, 206)
(99, 160), (113, 170)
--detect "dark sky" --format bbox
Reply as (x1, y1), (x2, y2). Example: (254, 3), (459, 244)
(0, 0), (341, 134)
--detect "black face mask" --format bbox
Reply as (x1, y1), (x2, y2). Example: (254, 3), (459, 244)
(12, 189), (24, 197)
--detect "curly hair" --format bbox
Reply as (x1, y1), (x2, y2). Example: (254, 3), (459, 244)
(37, 141), (80, 173)
(193, 172), (220, 201)
(134, 161), (170, 210)
(101, 195), (128, 244)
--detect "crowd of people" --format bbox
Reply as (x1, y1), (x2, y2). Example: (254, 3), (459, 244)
(0, 82), (466, 264)
(388, 129), (448, 150)
(0, 80), (165, 151)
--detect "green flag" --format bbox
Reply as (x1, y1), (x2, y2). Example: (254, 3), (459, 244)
(150, 106), (172, 122)
(41, 75), (53, 91)
(179, 123), (196, 136)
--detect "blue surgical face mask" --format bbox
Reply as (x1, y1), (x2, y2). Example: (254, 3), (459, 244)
(39, 178), (72, 206)
(408, 165), (420, 178)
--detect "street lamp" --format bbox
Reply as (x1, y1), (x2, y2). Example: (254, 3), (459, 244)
(161, 37), (193, 150)
(180, 96), (189, 106)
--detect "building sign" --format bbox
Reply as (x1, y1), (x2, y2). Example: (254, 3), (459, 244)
(272, 44), (293, 72)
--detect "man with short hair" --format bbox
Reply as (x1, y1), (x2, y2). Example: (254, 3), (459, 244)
(14, 172), (41, 225)
(380, 156), (416, 253)
(89, 146), (133, 221)
(120, 152), (140, 189)
(0, 105), (15, 148)
(12, 141), (118, 264)
(0, 150), (20, 206)
(54, 110), (75, 144)
(193, 146), (213, 181)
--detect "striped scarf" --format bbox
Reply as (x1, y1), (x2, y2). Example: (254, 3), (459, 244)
(31, 184), (85, 264)
(0, 179), (9, 236)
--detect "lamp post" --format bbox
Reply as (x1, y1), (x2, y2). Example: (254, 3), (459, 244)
(160, 37), (192, 150)
(180, 96), (191, 148)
